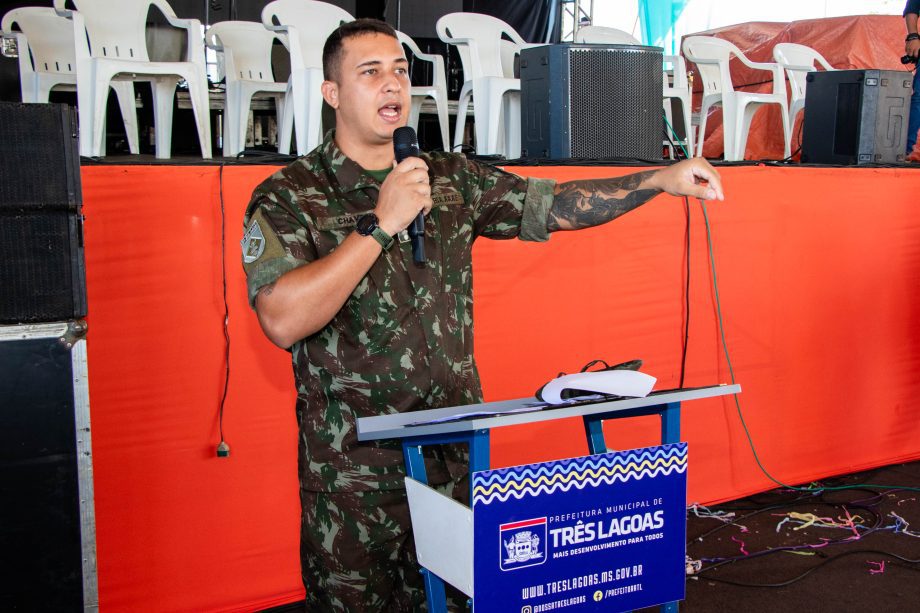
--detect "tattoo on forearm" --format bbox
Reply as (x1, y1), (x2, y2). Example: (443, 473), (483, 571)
(259, 281), (276, 297)
(547, 171), (660, 231)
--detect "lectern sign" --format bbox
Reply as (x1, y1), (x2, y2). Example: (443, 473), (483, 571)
(472, 443), (688, 612)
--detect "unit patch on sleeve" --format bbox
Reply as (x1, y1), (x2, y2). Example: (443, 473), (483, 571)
(241, 218), (266, 263)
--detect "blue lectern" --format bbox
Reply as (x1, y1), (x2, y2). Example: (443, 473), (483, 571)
(357, 384), (741, 612)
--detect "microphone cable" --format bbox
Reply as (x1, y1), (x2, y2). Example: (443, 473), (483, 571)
(663, 114), (691, 389)
(699, 198), (920, 494)
(662, 111), (920, 493)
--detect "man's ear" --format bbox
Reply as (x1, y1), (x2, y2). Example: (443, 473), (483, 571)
(321, 80), (339, 109)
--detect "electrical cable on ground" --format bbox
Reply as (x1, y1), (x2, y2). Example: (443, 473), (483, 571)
(688, 480), (920, 586)
(692, 549), (920, 588)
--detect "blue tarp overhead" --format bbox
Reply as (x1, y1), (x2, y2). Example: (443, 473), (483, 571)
(639, 0), (689, 52)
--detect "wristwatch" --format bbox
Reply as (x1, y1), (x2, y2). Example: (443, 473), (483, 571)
(356, 213), (394, 250)
(907, 33), (920, 42)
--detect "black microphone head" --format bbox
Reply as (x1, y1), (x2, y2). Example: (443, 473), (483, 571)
(393, 126), (420, 162)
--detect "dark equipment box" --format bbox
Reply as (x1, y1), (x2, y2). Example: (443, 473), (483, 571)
(801, 69), (911, 165)
(0, 322), (97, 611)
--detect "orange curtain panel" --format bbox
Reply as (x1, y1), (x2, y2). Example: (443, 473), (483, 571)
(80, 163), (920, 611)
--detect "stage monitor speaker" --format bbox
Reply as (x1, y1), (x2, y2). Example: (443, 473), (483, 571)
(520, 43), (663, 160)
(801, 69), (910, 165)
(0, 102), (87, 324)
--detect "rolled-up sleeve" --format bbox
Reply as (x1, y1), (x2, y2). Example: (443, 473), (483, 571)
(519, 176), (556, 242)
(465, 158), (556, 242)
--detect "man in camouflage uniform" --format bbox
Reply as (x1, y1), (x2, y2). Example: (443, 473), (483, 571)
(241, 19), (723, 612)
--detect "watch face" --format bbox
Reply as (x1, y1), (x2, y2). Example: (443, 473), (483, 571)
(356, 213), (378, 236)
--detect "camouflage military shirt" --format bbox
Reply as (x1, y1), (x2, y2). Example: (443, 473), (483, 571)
(242, 132), (556, 492)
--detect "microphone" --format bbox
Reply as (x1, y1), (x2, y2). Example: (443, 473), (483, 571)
(393, 126), (426, 266)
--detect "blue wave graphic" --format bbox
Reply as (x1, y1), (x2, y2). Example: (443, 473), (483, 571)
(474, 461), (687, 506)
(472, 444), (687, 507)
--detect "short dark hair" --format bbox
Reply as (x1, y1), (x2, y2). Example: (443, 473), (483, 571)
(322, 18), (399, 81)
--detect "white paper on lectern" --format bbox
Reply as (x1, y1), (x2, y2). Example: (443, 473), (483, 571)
(539, 370), (657, 404)
(404, 477), (474, 597)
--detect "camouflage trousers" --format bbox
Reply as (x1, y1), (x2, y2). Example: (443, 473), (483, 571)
(300, 477), (470, 612)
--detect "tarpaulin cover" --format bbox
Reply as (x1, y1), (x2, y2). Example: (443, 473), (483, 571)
(682, 15), (910, 159)
(80, 163), (920, 611)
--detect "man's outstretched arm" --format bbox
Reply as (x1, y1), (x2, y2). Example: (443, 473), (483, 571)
(547, 157), (724, 232)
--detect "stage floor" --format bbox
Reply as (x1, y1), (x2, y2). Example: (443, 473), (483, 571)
(256, 459), (920, 613)
(679, 459), (920, 612)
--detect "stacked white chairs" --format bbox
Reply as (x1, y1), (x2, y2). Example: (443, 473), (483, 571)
(772, 42), (835, 131)
(262, 0), (352, 156)
(575, 25), (694, 159)
(53, 0), (211, 159)
(2, 6), (140, 155)
(206, 21), (287, 157)
(396, 30), (450, 151)
(1, 6), (82, 103)
(682, 35), (790, 161)
(436, 12), (525, 158)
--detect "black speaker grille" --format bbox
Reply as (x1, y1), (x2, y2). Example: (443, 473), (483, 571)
(0, 103), (80, 212)
(568, 46), (663, 159)
(0, 102), (86, 323)
(0, 211), (86, 324)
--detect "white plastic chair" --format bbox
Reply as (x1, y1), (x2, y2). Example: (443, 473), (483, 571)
(682, 36), (790, 161)
(663, 54), (694, 158)
(437, 12), (524, 158)
(499, 39), (519, 79)
(1, 6), (139, 155)
(54, 0), (211, 159)
(262, 0), (353, 156)
(772, 42), (835, 131)
(574, 25), (639, 45)
(206, 21), (287, 157)
(396, 30), (449, 151)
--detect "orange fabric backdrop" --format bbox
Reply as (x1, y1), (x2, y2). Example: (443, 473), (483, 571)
(683, 15), (908, 160)
(81, 163), (920, 611)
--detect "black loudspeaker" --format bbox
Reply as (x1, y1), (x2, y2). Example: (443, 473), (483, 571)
(801, 69), (911, 165)
(0, 102), (87, 324)
(520, 44), (663, 160)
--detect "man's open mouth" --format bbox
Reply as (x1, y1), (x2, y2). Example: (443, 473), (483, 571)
(379, 103), (402, 122)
